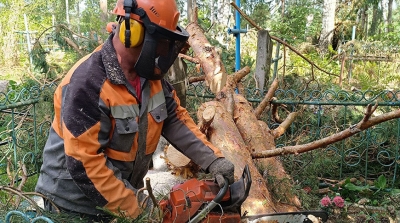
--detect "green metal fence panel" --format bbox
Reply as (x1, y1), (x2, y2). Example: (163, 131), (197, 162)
(187, 83), (400, 188)
(0, 85), (55, 177)
(1, 84), (56, 221)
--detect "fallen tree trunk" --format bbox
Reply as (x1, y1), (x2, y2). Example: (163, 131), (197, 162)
(184, 15), (301, 212)
(218, 90), (301, 212)
(197, 101), (277, 215)
(186, 22), (227, 93)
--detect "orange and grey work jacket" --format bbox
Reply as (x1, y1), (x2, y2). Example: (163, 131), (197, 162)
(35, 35), (223, 218)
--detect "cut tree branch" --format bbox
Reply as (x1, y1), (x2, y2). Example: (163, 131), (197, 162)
(252, 104), (400, 158)
(198, 105), (216, 133)
(271, 101), (284, 123)
(254, 78), (279, 119)
(233, 66), (251, 83)
(188, 76), (205, 83)
(178, 53), (200, 64)
(272, 112), (299, 139)
(224, 66), (251, 90)
(62, 37), (85, 56)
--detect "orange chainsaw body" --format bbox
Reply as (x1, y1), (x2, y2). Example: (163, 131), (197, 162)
(159, 178), (241, 223)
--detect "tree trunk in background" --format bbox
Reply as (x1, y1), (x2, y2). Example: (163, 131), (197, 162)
(77, 0), (81, 35)
(215, 0), (231, 47)
(369, 3), (379, 36)
(100, 0), (108, 35)
(1, 1), (20, 67)
(387, 0), (393, 33)
(305, 14), (314, 42)
(319, 0), (336, 55)
(187, 0), (194, 22)
(166, 58), (187, 107)
(210, 0), (215, 25)
(66, 0), (70, 24)
(215, 0), (231, 25)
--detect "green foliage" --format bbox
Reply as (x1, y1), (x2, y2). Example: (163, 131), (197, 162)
(7, 80), (18, 91)
(31, 43), (51, 75)
(268, 0), (322, 45)
(326, 175), (400, 209)
(374, 175), (387, 191)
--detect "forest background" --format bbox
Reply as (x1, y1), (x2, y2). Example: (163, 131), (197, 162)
(1, 0), (400, 222)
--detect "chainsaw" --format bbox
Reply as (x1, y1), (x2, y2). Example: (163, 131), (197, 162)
(159, 165), (328, 223)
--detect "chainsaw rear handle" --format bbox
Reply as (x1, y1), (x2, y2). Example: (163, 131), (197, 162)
(188, 178), (229, 223)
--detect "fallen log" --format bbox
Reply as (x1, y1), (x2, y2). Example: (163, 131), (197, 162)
(185, 13), (300, 215)
(197, 101), (277, 215)
(218, 91), (301, 212)
(186, 22), (227, 93)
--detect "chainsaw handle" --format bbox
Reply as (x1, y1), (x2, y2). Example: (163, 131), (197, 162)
(188, 178), (229, 223)
(213, 177), (229, 203)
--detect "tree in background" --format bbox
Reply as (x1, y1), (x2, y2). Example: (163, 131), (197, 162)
(318, 0), (336, 55)
(2, 0), (400, 80)
(0, 0), (25, 68)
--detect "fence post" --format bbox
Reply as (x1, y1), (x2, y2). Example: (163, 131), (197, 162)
(23, 14), (33, 68)
(254, 30), (273, 93)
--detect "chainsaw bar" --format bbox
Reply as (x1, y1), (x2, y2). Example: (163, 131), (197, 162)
(241, 210), (329, 223)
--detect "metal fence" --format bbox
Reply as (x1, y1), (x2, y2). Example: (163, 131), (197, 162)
(0, 84), (55, 223)
(187, 82), (400, 189)
(1, 82), (400, 221)
(0, 85), (54, 177)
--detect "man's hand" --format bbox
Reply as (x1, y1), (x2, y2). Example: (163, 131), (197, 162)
(208, 158), (234, 188)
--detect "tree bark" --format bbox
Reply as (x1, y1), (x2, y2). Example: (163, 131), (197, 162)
(186, 22), (227, 93)
(387, 0), (393, 33)
(197, 101), (277, 215)
(99, 0), (108, 36)
(254, 30), (273, 92)
(369, 2), (383, 36)
(319, 0), (336, 55)
(217, 91), (301, 212)
(186, 17), (300, 214)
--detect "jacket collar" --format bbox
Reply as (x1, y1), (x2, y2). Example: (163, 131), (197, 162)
(100, 34), (126, 85)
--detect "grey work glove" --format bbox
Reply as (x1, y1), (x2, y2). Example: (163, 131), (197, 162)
(208, 158), (235, 188)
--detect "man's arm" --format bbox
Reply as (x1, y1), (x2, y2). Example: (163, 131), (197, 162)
(160, 80), (223, 170)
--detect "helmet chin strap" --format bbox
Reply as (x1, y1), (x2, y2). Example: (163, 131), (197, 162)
(123, 0), (134, 48)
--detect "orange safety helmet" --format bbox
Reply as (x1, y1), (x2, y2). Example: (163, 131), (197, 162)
(112, 0), (181, 33)
(111, 0), (189, 80)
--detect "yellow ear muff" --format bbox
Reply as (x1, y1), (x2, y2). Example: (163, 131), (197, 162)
(119, 19), (145, 48)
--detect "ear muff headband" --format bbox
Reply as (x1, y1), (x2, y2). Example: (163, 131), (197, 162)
(120, 0), (144, 48)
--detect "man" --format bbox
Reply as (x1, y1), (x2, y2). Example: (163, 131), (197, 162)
(35, 0), (234, 221)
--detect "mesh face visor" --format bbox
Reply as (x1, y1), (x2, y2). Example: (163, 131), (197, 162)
(134, 8), (189, 80)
